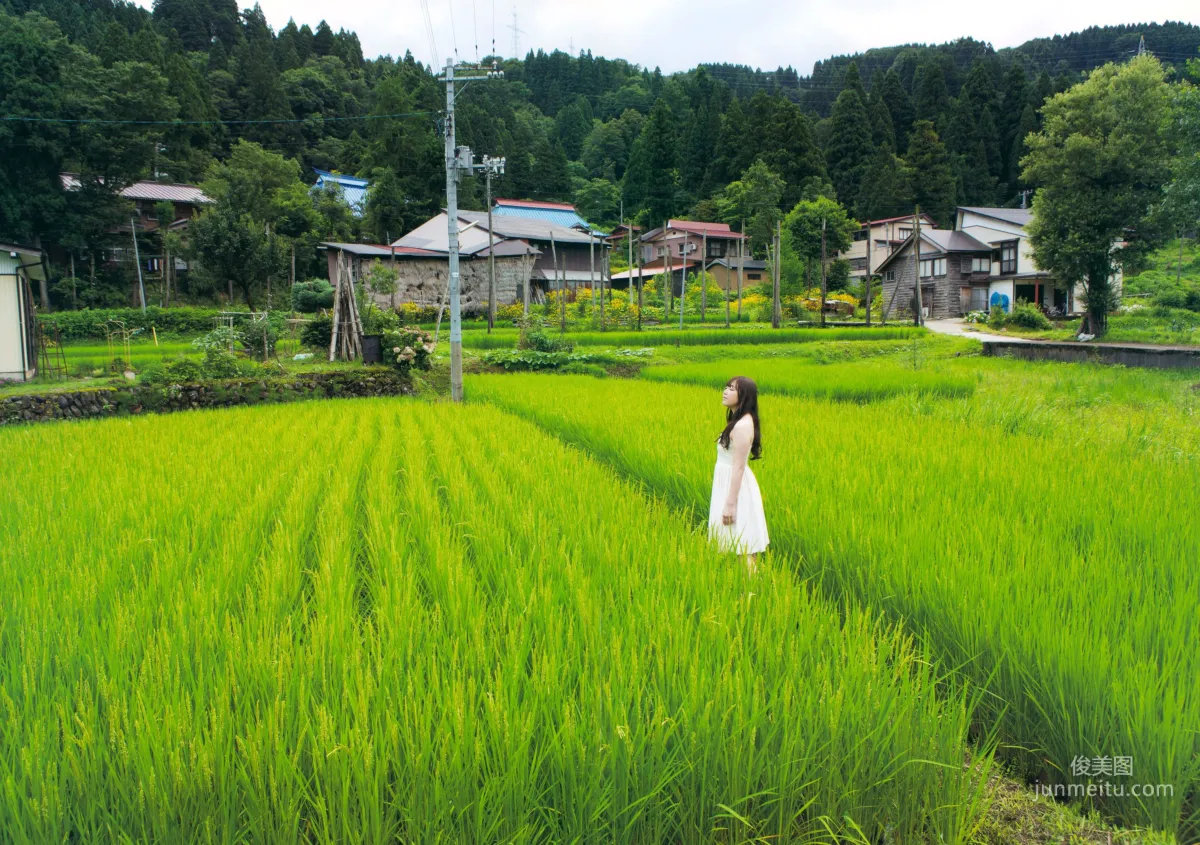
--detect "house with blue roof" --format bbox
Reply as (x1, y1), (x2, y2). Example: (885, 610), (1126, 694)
(313, 169), (370, 217)
(492, 198), (605, 236)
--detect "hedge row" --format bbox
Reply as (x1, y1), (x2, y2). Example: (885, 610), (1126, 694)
(38, 307), (252, 340)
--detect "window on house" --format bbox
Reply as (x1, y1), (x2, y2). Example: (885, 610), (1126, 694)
(919, 258), (946, 279)
(962, 256), (989, 273)
(852, 229), (868, 242)
(969, 286), (990, 311)
(885, 269), (896, 282)
(898, 227), (912, 239)
(1000, 241), (1018, 275)
(747, 272), (761, 281)
(849, 258), (868, 271)
(707, 240), (726, 257)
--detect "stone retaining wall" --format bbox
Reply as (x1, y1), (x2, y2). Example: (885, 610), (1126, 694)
(982, 340), (1200, 369)
(1, 371), (413, 426)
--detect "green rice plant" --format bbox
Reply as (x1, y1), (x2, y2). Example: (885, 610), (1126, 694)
(0, 398), (991, 843)
(461, 326), (923, 350)
(642, 357), (977, 402)
(466, 373), (1200, 839)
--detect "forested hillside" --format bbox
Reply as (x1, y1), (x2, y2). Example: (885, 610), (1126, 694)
(2, 0), (1197, 308)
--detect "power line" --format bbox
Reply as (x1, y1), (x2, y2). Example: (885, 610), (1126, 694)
(0, 111), (435, 126)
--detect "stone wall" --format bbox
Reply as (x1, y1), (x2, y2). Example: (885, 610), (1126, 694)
(335, 252), (535, 315)
(1, 371), (413, 426)
(982, 341), (1200, 369)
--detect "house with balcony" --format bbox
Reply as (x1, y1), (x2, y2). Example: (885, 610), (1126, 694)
(843, 214), (937, 281)
(874, 206), (1110, 320)
(610, 220), (746, 295)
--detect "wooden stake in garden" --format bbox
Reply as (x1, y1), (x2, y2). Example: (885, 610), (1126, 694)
(329, 251), (364, 362)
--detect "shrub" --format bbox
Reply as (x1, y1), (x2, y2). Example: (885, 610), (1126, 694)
(525, 329), (575, 353)
(1008, 299), (1052, 330)
(291, 279), (334, 313)
(382, 326), (436, 374)
(301, 316), (332, 350)
(192, 326), (242, 353)
(963, 310), (989, 324)
(238, 314), (287, 360)
(987, 303), (1007, 329)
(38, 306), (244, 340)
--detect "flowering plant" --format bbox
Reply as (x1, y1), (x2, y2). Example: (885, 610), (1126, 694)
(381, 325), (436, 373)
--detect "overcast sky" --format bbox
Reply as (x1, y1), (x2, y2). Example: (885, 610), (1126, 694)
(135, 0), (1198, 75)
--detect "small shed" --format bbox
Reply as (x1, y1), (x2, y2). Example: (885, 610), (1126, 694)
(0, 243), (44, 382)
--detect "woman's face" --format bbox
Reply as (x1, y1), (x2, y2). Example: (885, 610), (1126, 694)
(722, 381), (739, 408)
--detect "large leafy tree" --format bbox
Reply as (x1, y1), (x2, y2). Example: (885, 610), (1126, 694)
(1022, 55), (1173, 334)
(715, 159), (784, 257)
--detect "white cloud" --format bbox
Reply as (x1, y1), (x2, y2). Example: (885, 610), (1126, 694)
(132, 0), (1198, 75)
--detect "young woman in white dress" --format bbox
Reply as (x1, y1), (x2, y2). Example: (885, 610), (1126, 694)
(708, 376), (769, 574)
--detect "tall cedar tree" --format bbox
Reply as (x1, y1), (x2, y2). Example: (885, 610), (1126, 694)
(905, 120), (956, 227)
(825, 88), (874, 218)
(880, 69), (915, 152)
(623, 99), (679, 226)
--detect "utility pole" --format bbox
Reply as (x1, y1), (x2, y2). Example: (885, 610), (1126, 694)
(636, 237), (643, 330)
(486, 167), (496, 333)
(522, 245), (530, 315)
(913, 207), (924, 326)
(589, 230), (596, 325)
(130, 216), (146, 312)
(737, 224), (744, 322)
(864, 222), (872, 327)
(772, 221), (782, 329)
(551, 233), (563, 333)
(439, 57), (504, 402)
(700, 231), (707, 322)
(820, 217), (827, 329)
(679, 232), (686, 330)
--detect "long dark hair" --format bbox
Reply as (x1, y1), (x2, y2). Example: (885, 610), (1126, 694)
(717, 376), (762, 460)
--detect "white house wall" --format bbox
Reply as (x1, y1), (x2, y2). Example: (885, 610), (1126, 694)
(0, 274), (28, 381)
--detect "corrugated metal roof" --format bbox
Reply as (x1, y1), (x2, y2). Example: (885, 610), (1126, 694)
(666, 219), (745, 238)
(492, 200), (603, 235)
(60, 173), (212, 204)
(313, 169), (369, 217)
(922, 230), (992, 253)
(460, 210), (596, 245)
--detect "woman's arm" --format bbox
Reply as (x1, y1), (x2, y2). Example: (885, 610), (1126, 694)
(722, 416), (754, 525)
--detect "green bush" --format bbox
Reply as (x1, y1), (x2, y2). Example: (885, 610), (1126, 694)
(381, 326), (436, 374)
(1007, 299), (1052, 330)
(301, 316), (332, 350)
(38, 306), (245, 340)
(291, 279), (334, 313)
(987, 304), (1007, 329)
(525, 329), (575, 353)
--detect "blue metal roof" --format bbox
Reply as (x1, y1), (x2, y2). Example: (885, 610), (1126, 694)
(492, 202), (604, 236)
(313, 169), (369, 217)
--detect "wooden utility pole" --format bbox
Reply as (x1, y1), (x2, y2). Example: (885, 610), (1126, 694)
(820, 217), (827, 329)
(864, 223), (872, 327)
(130, 217), (146, 313)
(265, 222), (272, 311)
(679, 232), (686, 330)
(636, 235), (643, 331)
(724, 240), (731, 329)
(913, 207), (924, 326)
(589, 231), (596, 326)
(552, 234), (564, 333)
(737, 227), (744, 322)
(389, 242), (397, 310)
(69, 253), (77, 311)
(700, 231), (708, 322)
(664, 244), (673, 323)
(771, 222), (782, 328)
(522, 246), (530, 316)
(487, 169), (496, 333)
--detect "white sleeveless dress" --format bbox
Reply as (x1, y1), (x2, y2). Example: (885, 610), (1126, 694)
(707, 432), (769, 556)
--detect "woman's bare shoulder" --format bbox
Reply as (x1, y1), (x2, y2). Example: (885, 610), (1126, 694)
(732, 414), (754, 437)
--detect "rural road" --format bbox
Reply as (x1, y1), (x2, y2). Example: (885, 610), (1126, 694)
(921, 318), (1036, 343)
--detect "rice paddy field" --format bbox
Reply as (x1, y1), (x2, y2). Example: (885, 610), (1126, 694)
(2, 331), (1197, 843)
